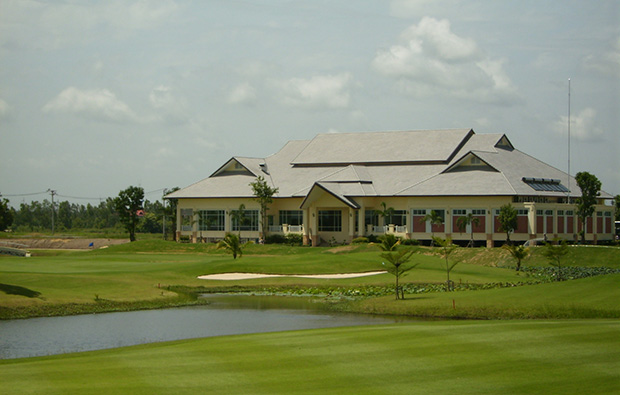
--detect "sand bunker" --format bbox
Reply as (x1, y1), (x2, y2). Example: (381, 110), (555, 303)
(198, 271), (387, 280)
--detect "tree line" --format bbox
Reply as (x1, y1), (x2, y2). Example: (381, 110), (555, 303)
(0, 187), (179, 239)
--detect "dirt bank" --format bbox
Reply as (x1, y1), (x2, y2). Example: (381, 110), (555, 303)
(0, 238), (130, 250)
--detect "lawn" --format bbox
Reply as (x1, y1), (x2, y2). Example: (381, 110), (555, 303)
(1, 319), (618, 394)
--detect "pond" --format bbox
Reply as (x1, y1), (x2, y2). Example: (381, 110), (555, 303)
(0, 295), (409, 360)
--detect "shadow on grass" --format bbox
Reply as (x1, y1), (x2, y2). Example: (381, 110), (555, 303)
(0, 283), (41, 298)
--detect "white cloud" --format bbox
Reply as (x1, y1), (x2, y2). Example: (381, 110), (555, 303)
(0, 98), (10, 121)
(42, 87), (137, 123)
(227, 83), (257, 105)
(553, 107), (604, 141)
(149, 85), (189, 123)
(372, 17), (520, 104)
(277, 73), (353, 109)
(583, 37), (620, 76)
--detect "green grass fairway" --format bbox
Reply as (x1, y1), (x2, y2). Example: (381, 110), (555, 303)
(1, 320), (618, 394)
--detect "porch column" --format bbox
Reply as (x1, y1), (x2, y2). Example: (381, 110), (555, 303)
(486, 207), (493, 248)
(302, 208), (310, 246)
(348, 207), (356, 243)
(526, 203), (537, 240)
(358, 206), (365, 237)
(310, 207), (318, 247)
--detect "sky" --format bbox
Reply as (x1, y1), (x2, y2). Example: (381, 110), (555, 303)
(1, 0), (619, 207)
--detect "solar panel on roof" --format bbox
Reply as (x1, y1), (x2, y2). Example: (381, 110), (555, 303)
(522, 177), (569, 192)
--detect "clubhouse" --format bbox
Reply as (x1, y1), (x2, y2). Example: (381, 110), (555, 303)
(166, 129), (615, 246)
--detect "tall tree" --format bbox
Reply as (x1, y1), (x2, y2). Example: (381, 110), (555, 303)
(614, 195), (620, 222)
(229, 204), (247, 236)
(456, 213), (480, 247)
(498, 204), (518, 244)
(380, 248), (419, 300)
(113, 186), (144, 242)
(0, 198), (13, 231)
(249, 176), (278, 239)
(575, 171), (601, 244)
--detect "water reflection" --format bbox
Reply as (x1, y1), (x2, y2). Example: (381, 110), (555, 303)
(0, 295), (406, 360)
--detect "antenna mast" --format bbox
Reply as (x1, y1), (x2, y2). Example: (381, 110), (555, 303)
(567, 78), (571, 200)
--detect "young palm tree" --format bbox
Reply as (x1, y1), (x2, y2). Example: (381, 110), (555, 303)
(456, 213), (480, 248)
(503, 243), (529, 272)
(217, 233), (243, 259)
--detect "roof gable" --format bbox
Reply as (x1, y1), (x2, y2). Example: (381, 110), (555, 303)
(443, 152), (499, 174)
(211, 158), (257, 177)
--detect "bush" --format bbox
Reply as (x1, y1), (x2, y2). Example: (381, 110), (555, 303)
(401, 238), (420, 246)
(265, 234), (287, 244)
(285, 233), (303, 246)
(351, 237), (369, 244)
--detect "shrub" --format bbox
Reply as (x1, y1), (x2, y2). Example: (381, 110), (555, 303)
(400, 238), (420, 246)
(285, 233), (303, 246)
(351, 237), (369, 244)
(265, 234), (287, 244)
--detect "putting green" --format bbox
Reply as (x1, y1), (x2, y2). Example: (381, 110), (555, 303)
(1, 320), (618, 394)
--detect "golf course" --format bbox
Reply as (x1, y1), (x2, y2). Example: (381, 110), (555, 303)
(1, 239), (619, 394)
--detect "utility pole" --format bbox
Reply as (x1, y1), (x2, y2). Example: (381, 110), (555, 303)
(162, 189), (167, 240)
(47, 189), (56, 234)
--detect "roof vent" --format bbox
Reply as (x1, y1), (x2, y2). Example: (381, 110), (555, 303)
(259, 162), (269, 174)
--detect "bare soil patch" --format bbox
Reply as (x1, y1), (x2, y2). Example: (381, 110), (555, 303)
(0, 238), (130, 250)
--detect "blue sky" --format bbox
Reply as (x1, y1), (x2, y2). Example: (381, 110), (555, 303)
(1, 0), (618, 205)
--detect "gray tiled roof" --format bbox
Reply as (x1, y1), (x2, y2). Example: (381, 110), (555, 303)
(167, 129), (611, 201)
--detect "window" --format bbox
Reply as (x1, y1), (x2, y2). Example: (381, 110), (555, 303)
(279, 210), (303, 226)
(453, 209), (466, 215)
(232, 210), (259, 231)
(198, 210), (225, 231)
(392, 210), (407, 226)
(517, 209), (528, 216)
(319, 210), (342, 232)
(472, 209), (485, 215)
(181, 209), (193, 231)
(365, 210), (378, 226)
(412, 209), (427, 215)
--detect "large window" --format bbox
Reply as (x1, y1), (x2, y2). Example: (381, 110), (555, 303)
(391, 210), (407, 226)
(180, 209), (193, 231)
(279, 210), (303, 226)
(319, 210), (342, 232)
(198, 210), (225, 231)
(365, 210), (378, 227)
(232, 210), (259, 231)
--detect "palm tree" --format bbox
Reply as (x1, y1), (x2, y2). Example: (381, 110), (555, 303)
(375, 202), (395, 229)
(422, 210), (444, 245)
(217, 233), (243, 259)
(456, 213), (480, 248)
(503, 243), (529, 272)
